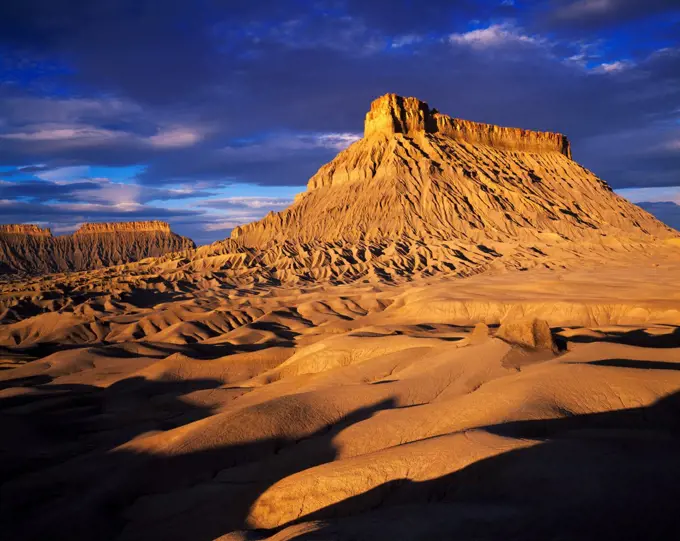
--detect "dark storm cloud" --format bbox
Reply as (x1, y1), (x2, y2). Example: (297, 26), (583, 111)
(136, 132), (355, 186)
(340, 0), (506, 34)
(0, 0), (679, 238)
(0, 199), (200, 221)
(0, 0), (221, 104)
(638, 202), (680, 230)
(547, 0), (680, 27)
(0, 179), (100, 201)
(0, 177), (216, 204)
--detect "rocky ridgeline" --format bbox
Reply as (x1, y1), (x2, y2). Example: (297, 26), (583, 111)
(363, 94), (572, 157)
(0, 221), (194, 276)
(74, 221), (173, 234)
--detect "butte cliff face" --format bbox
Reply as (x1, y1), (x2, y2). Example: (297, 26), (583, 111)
(232, 93), (669, 248)
(0, 221), (195, 276)
(217, 94), (675, 282)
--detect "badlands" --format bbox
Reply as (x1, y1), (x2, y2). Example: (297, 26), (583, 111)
(2, 94), (680, 540)
(0, 221), (195, 276)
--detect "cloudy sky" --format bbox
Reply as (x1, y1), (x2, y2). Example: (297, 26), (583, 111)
(1, 0), (679, 244)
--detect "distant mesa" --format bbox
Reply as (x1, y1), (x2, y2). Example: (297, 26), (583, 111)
(0, 224), (53, 236)
(0, 221), (194, 276)
(74, 220), (173, 234)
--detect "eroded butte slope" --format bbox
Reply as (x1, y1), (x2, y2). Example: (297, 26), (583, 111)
(161, 92), (677, 285)
(0, 221), (195, 276)
(226, 94), (675, 279)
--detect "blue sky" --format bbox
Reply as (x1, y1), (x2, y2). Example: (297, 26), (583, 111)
(1, 0), (679, 244)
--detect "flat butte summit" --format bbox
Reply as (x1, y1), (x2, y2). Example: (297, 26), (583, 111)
(3, 94), (680, 541)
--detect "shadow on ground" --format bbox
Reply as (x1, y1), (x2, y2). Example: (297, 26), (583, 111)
(0, 375), (395, 541)
(562, 325), (680, 349)
(289, 389), (680, 541)
(2, 326), (680, 540)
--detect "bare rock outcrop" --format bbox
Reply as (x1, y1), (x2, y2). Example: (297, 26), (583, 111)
(4, 94), (678, 287)
(496, 317), (558, 352)
(364, 93), (572, 157)
(0, 221), (194, 276)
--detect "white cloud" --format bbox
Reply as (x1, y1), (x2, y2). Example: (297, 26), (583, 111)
(202, 208), (275, 230)
(199, 196), (292, 209)
(73, 182), (143, 207)
(204, 220), (250, 231)
(35, 166), (90, 182)
(313, 133), (362, 150)
(220, 132), (361, 162)
(449, 23), (540, 48)
(113, 202), (144, 211)
(1, 122), (205, 150)
(391, 34), (422, 48)
(196, 196), (295, 232)
(593, 60), (632, 73)
(616, 186), (680, 204)
(148, 128), (202, 148)
(1, 125), (124, 144)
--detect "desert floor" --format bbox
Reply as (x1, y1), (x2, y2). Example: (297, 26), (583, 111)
(2, 257), (680, 540)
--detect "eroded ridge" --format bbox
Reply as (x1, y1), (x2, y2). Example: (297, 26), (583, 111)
(1, 94), (678, 297)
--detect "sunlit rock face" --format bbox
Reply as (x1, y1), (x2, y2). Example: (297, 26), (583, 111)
(363, 93), (572, 157)
(231, 93), (670, 261)
(2, 95), (680, 541)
